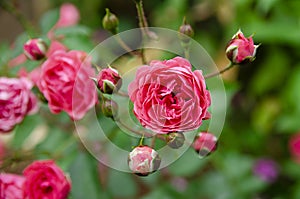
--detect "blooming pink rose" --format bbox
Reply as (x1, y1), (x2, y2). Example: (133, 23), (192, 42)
(56, 3), (80, 28)
(37, 50), (97, 120)
(226, 29), (259, 64)
(0, 173), (25, 199)
(23, 160), (71, 199)
(128, 146), (161, 176)
(128, 57), (211, 134)
(0, 77), (38, 133)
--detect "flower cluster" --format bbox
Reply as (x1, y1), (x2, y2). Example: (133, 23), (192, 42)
(0, 160), (71, 199)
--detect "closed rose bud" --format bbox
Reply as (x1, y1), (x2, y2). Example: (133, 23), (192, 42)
(97, 67), (122, 94)
(102, 8), (119, 34)
(166, 132), (185, 149)
(193, 132), (217, 158)
(226, 29), (259, 64)
(23, 38), (47, 60)
(128, 145), (161, 176)
(178, 18), (194, 43)
(101, 99), (118, 119)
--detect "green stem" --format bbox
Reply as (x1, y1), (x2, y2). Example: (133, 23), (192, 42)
(0, 0), (37, 36)
(135, 0), (148, 64)
(204, 62), (235, 79)
(115, 35), (137, 56)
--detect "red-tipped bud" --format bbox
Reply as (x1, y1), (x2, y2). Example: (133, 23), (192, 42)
(166, 132), (185, 149)
(178, 18), (194, 43)
(102, 8), (119, 34)
(226, 29), (259, 64)
(193, 132), (218, 158)
(128, 145), (161, 176)
(23, 38), (47, 60)
(97, 67), (122, 94)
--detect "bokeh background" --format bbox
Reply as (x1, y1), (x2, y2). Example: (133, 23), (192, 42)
(1, 0), (300, 198)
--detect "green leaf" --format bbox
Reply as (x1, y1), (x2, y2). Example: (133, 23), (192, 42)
(69, 152), (102, 199)
(107, 169), (137, 198)
(62, 35), (94, 52)
(168, 147), (208, 177)
(11, 115), (43, 149)
(54, 25), (91, 36)
(40, 9), (59, 34)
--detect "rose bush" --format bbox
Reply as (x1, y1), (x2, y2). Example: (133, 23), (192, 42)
(128, 57), (211, 133)
(0, 173), (25, 199)
(37, 50), (97, 120)
(23, 160), (71, 199)
(0, 77), (38, 133)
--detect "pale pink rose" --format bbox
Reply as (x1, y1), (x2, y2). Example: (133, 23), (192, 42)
(128, 146), (161, 176)
(23, 160), (71, 199)
(0, 173), (25, 199)
(128, 56), (211, 134)
(56, 3), (80, 28)
(226, 29), (259, 64)
(0, 77), (38, 133)
(37, 50), (97, 120)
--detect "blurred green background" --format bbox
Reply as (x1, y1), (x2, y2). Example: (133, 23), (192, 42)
(1, 0), (300, 198)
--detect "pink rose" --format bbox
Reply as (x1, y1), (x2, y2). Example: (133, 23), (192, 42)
(56, 3), (80, 28)
(46, 40), (68, 57)
(226, 29), (259, 64)
(193, 132), (218, 157)
(128, 57), (211, 134)
(37, 50), (97, 120)
(23, 160), (71, 199)
(0, 77), (38, 133)
(0, 173), (25, 199)
(128, 146), (161, 176)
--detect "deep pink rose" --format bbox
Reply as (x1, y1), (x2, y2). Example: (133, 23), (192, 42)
(37, 50), (97, 120)
(128, 57), (211, 134)
(46, 40), (68, 58)
(226, 29), (259, 64)
(23, 160), (71, 199)
(0, 173), (25, 199)
(0, 77), (38, 133)
(56, 3), (80, 28)
(128, 146), (161, 176)
(193, 132), (218, 157)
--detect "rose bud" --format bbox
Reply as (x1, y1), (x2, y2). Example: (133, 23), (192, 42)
(97, 66), (122, 94)
(102, 8), (119, 34)
(193, 132), (218, 158)
(225, 29), (259, 64)
(23, 38), (47, 60)
(101, 99), (118, 119)
(128, 145), (161, 176)
(178, 17), (194, 43)
(166, 132), (185, 149)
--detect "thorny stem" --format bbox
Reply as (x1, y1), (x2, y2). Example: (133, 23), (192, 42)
(0, 0), (37, 36)
(204, 62), (235, 79)
(135, 0), (148, 64)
